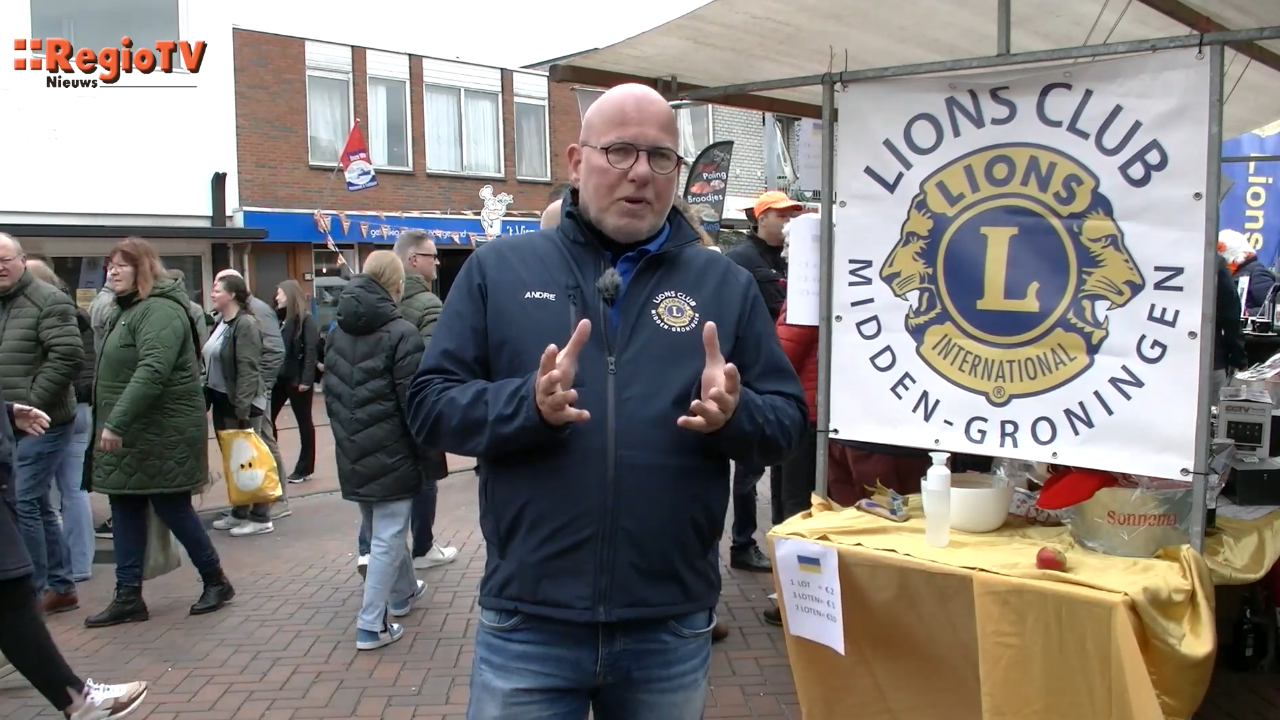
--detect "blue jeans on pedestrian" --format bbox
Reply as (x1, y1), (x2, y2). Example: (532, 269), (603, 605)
(357, 481), (436, 557)
(467, 607), (714, 720)
(109, 493), (221, 586)
(54, 405), (94, 580)
(15, 421), (75, 595)
(356, 499), (417, 632)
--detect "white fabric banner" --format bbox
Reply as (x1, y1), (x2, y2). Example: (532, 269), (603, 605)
(831, 49), (1211, 479)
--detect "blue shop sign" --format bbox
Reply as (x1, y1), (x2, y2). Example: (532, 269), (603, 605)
(241, 209), (540, 245)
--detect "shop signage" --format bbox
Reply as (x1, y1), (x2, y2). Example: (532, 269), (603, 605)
(831, 49), (1210, 479)
(1220, 122), (1280, 269)
(242, 209), (539, 246)
(13, 37), (207, 88)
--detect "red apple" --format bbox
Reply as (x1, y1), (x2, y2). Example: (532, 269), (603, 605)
(1036, 547), (1067, 572)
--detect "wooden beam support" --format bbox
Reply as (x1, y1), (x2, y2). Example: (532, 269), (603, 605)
(1133, 0), (1280, 74)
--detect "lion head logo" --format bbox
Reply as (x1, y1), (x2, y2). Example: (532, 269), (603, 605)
(880, 143), (1145, 407)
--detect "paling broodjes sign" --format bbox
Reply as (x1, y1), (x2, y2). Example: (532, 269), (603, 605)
(831, 49), (1210, 479)
(13, 36), (206, 88)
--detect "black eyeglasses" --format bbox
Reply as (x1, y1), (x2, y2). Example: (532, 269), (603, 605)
(582, 143), (682, 175)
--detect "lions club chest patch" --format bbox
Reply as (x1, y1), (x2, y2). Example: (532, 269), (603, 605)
(651, 290), (700, 333)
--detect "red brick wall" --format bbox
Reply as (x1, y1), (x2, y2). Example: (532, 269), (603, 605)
(233, 29), (582, 214)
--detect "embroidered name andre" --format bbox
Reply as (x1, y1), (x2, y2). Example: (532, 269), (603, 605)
(524, 291), (557, 301)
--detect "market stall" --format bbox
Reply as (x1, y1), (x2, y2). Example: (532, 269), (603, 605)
(549, 2), (1280, 719)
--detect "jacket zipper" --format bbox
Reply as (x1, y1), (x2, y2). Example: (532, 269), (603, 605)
(595, 256), (618, 621)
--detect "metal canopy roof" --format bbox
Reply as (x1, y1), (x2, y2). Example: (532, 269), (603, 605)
(548, 0), (1280, 137)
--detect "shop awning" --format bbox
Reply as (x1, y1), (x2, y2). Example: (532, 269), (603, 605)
(0, 224), (268, 241)
(547, 0), (1280, 138)
(240, 209), (541, 246)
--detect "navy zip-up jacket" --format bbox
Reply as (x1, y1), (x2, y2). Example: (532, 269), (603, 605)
(407, 200), (807, 623)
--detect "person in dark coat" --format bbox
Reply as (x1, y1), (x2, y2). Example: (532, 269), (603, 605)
(271, 279), (319, 483)
(323, 251), (427, 651)
(0, 378), (149, 719)
(1214, 254), (1248, 400)
(720, 191), (803, 574)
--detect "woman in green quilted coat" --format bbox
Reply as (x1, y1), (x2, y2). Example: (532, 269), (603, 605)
(84, 238), (237, 629)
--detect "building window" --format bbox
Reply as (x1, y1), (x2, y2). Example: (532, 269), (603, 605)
(424, 85), (502, 176)
(677, 105), (712, 159)
(513, 73), (550, 181)
(367, 78), (410, 168)
(366, 50), (411, 169)
(305, 42), (354, 166)
(31, 0), (183, 55)
(572, 87), (604, 119)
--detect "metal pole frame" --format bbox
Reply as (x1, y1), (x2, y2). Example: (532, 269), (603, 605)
(814, 80), (836, 501)
(997, 0), (1012, 55)
(1190, 45), (1225, 552)
(660, 29), (1272, 533)
(1223, 155), (1280, 163)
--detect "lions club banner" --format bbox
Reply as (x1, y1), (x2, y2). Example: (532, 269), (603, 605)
(831, 49), (1210, 480)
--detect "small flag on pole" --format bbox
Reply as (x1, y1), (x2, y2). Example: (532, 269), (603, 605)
(339, 124), (378, 192)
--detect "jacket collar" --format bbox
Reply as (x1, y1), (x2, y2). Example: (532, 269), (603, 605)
(560, 189), (700, 254)
(0, 270), (33, 300)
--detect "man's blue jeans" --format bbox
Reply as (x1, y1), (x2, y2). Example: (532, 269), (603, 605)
(54, 405), (94, 580)
(357, 481), (437, 557)
(15, 421), (75, 595)
(467, 608), (714, 720)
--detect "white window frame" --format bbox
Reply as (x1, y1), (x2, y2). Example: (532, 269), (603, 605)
(513, 96), (551, 182)
(677, 105), (714, 159)
(30, 0), (192, 74)
(365, 50), (413, 171)
(306, 69), (355, 167)
(423, 84), (505, 179)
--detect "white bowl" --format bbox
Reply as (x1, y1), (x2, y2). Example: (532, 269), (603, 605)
(949, 474), (1014, 533)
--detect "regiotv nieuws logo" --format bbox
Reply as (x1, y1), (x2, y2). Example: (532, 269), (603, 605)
(13, 37), (207, 88)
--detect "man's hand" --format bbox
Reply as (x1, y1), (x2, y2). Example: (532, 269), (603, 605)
(298, 384), (311, 392)
(12, 404), (50, 436)
(678, 322), (741, 433)
(535, 319), (592, 426)
(98, 427), (122, 451)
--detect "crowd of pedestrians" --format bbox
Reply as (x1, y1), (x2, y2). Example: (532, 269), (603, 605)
(0, 221), (463, 717)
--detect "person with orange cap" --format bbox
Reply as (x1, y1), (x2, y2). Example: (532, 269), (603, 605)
(721, 191), (803, 575)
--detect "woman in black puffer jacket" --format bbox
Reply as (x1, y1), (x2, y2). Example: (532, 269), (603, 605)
(322, 251), (427, 652)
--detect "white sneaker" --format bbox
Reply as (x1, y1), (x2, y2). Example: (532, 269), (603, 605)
(229, 521), (273, 537)
(212, 516), (241, 531)
(69, 679), (148, 720)
(357, 554), (369, 580)
(413, 544), (459, 569)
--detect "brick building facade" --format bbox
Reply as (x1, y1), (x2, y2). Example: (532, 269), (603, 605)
(232, 28), (582, 307)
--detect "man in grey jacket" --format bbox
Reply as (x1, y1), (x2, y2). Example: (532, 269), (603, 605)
(210, 269), (291, 521)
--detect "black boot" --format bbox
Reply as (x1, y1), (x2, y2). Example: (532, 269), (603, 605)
(190, 569), (235, 615)
(85, 584), (148, 628)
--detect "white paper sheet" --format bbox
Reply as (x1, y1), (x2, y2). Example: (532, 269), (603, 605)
(773, 537), (844, 655)
(784, 214), (821, 326)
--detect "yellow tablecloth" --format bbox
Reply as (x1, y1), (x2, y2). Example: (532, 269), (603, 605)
(768, 500), (1280, 720)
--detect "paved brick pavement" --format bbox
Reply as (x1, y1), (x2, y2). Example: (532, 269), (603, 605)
(5, 470), (793, 720)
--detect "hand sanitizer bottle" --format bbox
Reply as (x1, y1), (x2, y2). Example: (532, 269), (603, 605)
(924, 451), (951, 548)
